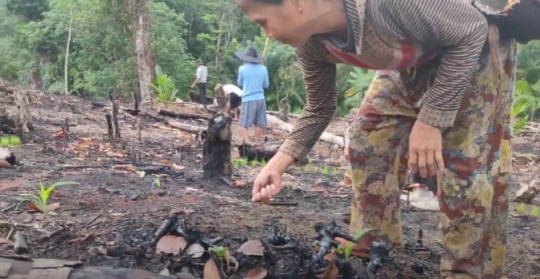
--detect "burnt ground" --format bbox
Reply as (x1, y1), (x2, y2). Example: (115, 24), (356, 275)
(0, 91), (539, 279)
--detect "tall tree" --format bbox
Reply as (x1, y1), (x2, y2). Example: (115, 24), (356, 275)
(127, 0), (154, 103)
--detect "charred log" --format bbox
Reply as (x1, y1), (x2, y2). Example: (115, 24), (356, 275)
(202, 114), (232, 179)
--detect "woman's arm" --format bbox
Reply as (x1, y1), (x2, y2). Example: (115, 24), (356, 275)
(278, 37), (337, 161)
(373, 0), (488, 127)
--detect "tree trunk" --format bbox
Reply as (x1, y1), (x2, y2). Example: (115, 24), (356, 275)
(31, 69), (43, 92)
(202, 114), (232, 179)
(128, 0), (154, 104)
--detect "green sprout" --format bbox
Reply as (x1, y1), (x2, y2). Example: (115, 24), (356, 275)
(209, 246), (228, 259)
(531, 205), (540, 217)
(321, 165), (329, 176)
(0, 136), (20, 147)
(9, 136), (20, 146)
(261, 159), (267, 167)
(250, 160), (258, 167)
(332, 167), (339, 176)
(18, 181), (78, 217)
(337, 228), (374, 260)
(0, 137), (8, 147)
(517, 203), (526, 214)
(232, 158), (248, 167)
(152, 177), (161, 188)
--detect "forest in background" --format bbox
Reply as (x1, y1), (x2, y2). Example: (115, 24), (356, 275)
(0, 0), (539, 123)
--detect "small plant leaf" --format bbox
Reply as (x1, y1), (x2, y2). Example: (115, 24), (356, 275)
(531, 205), (540, 217)
(517, 203), (526, 214)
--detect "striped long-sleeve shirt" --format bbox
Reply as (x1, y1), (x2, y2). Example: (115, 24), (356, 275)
(280, 0), (488, 160)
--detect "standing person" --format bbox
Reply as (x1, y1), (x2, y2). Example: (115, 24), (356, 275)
(236, 47), (269, 145)
(214, 83), (243, 120)
(237, 0), (517, 278)
(191, 59), (208, 109)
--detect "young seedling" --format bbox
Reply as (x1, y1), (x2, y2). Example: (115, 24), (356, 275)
(261, 159), (267, 167)
(321, 165), (329, 177)
(152, 177), (161, 188)
(517, 203), (526, 214)
(531, 205), (540, 217)
(0, 137), (8, 147)
(209, 245), (228, 260)
(0, 136), (20, 147)
(337, 228), (374, 260)
(18, 181), (78, 217)
(250, 160), (258, 167)
(9, 136), (20, 146)
(332, 167), (339, 176)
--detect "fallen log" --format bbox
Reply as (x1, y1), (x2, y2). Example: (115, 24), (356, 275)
(0, 257), (176, 279)
(267, 111), (300, 118)
(266, 114), (344, 147)
(157, 108), (212, 120)
(167, 120), (205, 133)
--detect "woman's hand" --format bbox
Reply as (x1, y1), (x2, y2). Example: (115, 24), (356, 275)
(252, 151), (295, 202)
(408, 120), (444, 177)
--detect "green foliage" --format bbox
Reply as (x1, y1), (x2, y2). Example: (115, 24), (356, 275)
(0, 0), (539, 123)
(18, 181), (78, 217)
(152, 177), (162, 188)
(209, 245), (228, 259)
(0, 135), (20, 147)
(517, 203), (540, 218)
(149, 66), (178, 103)
(335, 228), (373, 260)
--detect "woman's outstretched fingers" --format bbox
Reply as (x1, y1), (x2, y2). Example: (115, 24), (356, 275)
(417, 151), (428, 178)
(435, 149), (445, 171)
(426, 150), (436, 176)
(408, 151), (418, 173)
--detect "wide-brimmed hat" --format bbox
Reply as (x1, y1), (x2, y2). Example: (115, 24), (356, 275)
(235, 47), (264, 63)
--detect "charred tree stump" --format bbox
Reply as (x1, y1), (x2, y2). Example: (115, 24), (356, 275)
(62, 118), (70, 140)
(105, 114), (114, 139)
(0, 108), (16, 135)
(13, 89), (34, 142)
(108, 94), (121, 139)
(202, 114), (232, 179)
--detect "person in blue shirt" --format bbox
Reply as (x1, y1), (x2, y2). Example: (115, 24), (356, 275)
(235, 47), (269, 145)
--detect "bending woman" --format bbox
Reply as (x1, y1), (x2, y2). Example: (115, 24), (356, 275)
(238, 0), (516, 278)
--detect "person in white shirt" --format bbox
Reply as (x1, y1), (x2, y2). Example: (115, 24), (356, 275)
(191, 59), (208, 109)
(214, 84), (243, 120)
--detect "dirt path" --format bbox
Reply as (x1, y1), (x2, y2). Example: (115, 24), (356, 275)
(0, 92), (539, 278)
